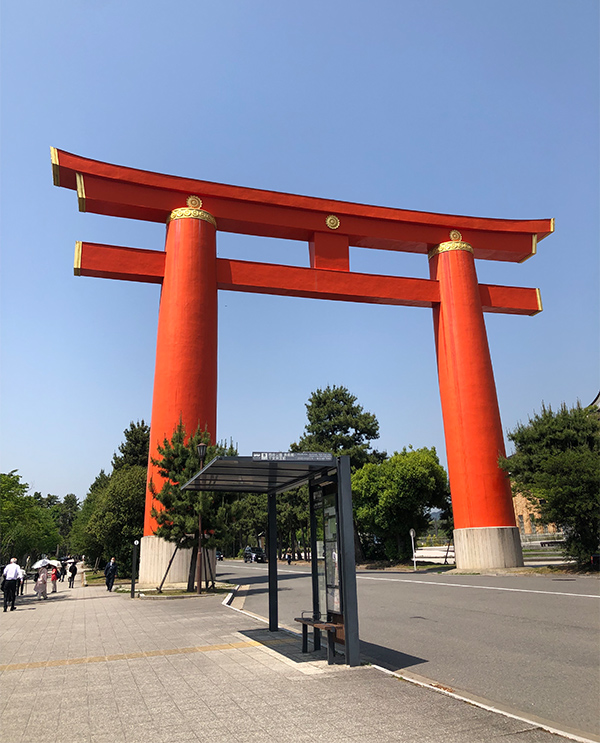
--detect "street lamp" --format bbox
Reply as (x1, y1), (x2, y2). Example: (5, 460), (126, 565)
(196, 443), (207, 593)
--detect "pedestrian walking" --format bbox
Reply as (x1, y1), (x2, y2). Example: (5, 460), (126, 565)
(60, 563), (67, 582)
(50, 566), (59, 593)
(3, 558), (21, 612)
(104, 557), (117, 591)
(68, 562), (77, 588)
(34, 566), (48, 600)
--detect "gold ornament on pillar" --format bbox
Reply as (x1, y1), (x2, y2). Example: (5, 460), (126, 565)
(428, 229), (473, 260)
(167, 202), (217, 228)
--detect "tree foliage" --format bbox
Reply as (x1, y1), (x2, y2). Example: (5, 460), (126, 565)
(229, 493), (268, 552)
(57, 494), (80, 546)
(70, 470), (111, 564)
(150, 421), (237, 589)
(112, 420), (150, 471)
(499, 402), (600, 567)
(31, 490), (80, 555)
(0, 471), (61, 563)
(86, 465), (146, 571)
(290, 385), (385, 468)
(70, 420), (149, 568)
(352, 447), (451, 561)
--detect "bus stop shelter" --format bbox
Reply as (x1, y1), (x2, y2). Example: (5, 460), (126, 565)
(182, 452), (360, 666)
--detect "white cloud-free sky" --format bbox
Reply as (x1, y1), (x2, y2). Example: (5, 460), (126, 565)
(1, 0), (598, 501)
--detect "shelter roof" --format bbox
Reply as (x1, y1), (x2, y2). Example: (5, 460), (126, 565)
(181, 453), (337, 495)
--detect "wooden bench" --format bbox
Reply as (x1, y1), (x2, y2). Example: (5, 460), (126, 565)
(294, 615), (344, 664)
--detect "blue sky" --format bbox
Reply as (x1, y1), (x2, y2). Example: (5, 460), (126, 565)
(1, 0), (598, 501)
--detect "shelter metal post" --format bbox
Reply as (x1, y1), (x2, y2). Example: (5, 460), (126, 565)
(337, 456), (360, 666)
(267, 491), (278, 631)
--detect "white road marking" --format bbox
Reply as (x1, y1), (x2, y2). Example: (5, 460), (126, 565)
(356, 575), (600, 599)
(220, 562), (599, 599)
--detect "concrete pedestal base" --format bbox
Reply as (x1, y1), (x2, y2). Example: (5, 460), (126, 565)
(138, 535), (193, 586)
(453, 526), (523, 570)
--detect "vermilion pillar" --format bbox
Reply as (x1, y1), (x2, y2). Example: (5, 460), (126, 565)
(144, 203), (218, 535)
(429, 232), (523, 568)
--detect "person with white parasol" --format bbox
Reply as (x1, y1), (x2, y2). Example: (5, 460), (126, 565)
(32, 559), (61, 600)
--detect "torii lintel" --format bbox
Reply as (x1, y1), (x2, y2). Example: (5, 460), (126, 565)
(53, 147), (553, 263)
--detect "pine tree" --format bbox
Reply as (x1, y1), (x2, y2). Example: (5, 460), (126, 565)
(150, 421), (237, 590)
(112, 420), (150, 470)
(499, 402), (600, 567)
(290, 385), (384, 468)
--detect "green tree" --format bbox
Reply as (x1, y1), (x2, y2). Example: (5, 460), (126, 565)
(71, 420), (151, 568)
(86, 465), (146, 574)
(290, 385), (386, 561)
(31, 491), (80, 555)
(277, 486), (309, 560)
(112, 420), (150, 470)
(56, 494), (80, 552)
(290, 385), (385, 468)
(70, 470), (111, 565)
(150, 421), (237, 590)
(0, 471), (60, 563)
(32, 492), (60, 509)
(352, 447), (451, 561)
(499, 402), (600, 567)
(229, 493), (269, 553)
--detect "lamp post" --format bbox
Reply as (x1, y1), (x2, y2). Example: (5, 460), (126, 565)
(196, 443), (207, 593)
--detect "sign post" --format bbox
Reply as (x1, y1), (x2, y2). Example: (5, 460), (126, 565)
(410, 529), (417, 572)
(131, 539), (139, 598)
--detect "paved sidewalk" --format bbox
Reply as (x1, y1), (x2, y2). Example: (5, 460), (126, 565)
(0, 582), (592, 743)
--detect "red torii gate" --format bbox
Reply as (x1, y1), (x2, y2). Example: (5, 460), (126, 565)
(51, 148), (552, 573)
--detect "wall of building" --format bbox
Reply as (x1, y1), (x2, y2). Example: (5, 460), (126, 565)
(512, 491), (559, 538)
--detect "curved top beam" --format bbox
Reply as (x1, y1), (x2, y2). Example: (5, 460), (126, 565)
(51, 148), (553, 262)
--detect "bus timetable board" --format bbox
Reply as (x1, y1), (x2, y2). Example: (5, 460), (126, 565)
(313, 486), (341, 616)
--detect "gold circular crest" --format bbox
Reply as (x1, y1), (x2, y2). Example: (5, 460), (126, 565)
(325, 215), (340, 230)
(449, 229), (462, 241)
(186, 195), (203, 209)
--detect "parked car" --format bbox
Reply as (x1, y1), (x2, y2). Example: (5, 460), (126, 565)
(244, 546), (266, 563)
(216, 551), (223, 561)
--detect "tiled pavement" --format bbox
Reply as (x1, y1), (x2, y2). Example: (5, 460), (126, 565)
(0, 581), (591, 743)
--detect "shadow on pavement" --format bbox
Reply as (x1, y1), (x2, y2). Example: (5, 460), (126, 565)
(237, 626), (337, 665)
(8, 592), (71, 609)
(359, 638), (428, 672)
(217, 570), (308, 589)
(236, 626), (428, 672)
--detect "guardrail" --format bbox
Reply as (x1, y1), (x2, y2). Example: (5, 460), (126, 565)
(413, 545), (455, 565)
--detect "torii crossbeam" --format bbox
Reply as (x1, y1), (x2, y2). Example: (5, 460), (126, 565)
(51, 147), (553, 574)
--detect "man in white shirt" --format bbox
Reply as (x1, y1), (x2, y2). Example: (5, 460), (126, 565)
(3, 558), (21, 612)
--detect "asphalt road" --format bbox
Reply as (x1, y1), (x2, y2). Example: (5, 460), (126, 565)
(216, 560), (600, 739)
